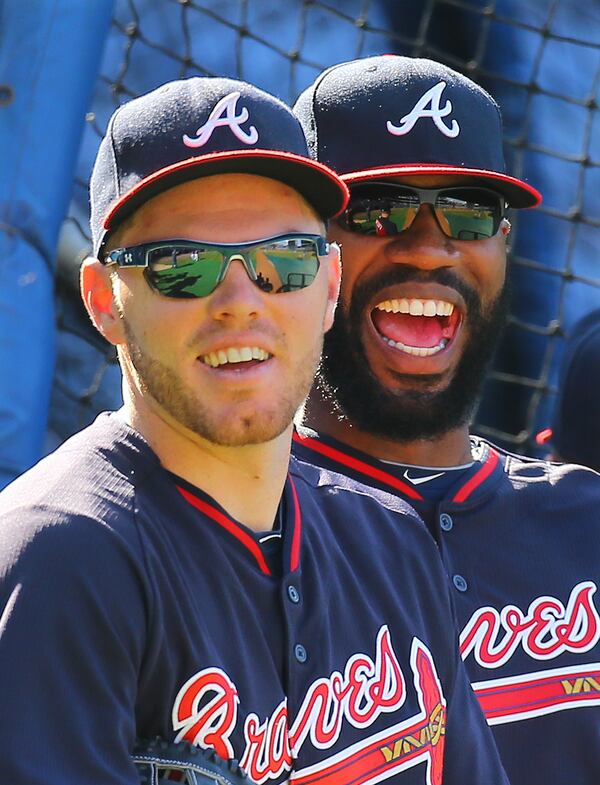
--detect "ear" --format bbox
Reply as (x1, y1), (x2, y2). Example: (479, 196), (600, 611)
(80, 257), (125, 345)
(323, 242), (342, 332)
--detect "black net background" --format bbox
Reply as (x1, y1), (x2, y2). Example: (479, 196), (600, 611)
(50, 0), (600, 457)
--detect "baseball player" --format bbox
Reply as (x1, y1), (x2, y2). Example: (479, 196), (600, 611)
(293, 55), (600, 785)
(0, 76), (509, 784)
(536, 307), (600, 472)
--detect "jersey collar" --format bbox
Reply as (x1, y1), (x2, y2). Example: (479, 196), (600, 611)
(292, 427), (503, 507)
(174, 473), (302, 576)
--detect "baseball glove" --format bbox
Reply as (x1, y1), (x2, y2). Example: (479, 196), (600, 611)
(133, 737), (252, 785)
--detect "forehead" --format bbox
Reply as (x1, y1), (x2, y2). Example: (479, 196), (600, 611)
(113, 173), (324, 246)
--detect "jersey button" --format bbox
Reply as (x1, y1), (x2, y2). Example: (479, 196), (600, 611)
(439, 513), (453, 531)
(294, 644), (308, 663)
(287, 585), (301, 604)
(452, 574), (468, 592)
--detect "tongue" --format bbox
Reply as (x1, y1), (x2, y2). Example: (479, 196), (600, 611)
(372, 311), (448, 348)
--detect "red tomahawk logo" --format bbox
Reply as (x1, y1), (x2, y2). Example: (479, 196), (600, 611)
(291, 640), (446, 785)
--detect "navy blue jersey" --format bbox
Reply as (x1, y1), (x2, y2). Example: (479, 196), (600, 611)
(0, 412), (508, 785)
(292, 427), (600, 785)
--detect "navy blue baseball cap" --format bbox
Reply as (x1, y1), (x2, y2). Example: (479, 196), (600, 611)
(90, 76), (349, 255)
(294, 55), (541, 208)
(536, 308), (600, 471)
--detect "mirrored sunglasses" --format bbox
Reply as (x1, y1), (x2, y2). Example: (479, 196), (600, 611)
(104, 233), (331, 298)
(340, 183), (506, 240)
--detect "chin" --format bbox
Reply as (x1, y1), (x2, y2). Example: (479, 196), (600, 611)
(190, 409), (294, 447)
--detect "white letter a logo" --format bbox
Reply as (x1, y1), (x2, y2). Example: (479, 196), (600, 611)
(183, 92), (259, 148)
(387, 81), (459, 138)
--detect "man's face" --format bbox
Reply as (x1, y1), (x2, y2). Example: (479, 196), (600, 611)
(102, 173), (339, 446)
(319, 175), (509, 442)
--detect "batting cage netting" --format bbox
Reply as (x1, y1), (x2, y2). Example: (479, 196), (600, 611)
(2, 0), (599, 484)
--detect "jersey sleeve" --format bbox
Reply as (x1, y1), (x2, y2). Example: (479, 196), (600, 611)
(0, 508), (148, 784)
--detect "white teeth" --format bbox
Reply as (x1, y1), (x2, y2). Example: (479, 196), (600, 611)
(375, 298), (454, 317)
(201, 346), (270, 367)
(373, 298), (455, 356)
(381, 335), (449, 356)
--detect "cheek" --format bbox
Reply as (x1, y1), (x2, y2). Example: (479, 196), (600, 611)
(279, 294), (327, 353)
(338, 243), (373, 299)
(488, 253), (507, 296)
(470, 241), (506, 299)
(121, 296), (194, 357)
(329, 227), (368, 285)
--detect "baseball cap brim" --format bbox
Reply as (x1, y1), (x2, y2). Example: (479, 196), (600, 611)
(342, 164), (542, 208)
(101, 149), (349, 244)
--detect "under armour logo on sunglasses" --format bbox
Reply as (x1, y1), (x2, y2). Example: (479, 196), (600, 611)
(387, 81), (460, 139)
(183, 91), (259, 148)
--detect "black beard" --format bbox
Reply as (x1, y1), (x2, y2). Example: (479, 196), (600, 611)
(317, 265), (510, 442)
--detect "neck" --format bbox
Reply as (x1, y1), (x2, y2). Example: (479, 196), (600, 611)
(124, 397), (291, 532)
(302, 389), (474, 467)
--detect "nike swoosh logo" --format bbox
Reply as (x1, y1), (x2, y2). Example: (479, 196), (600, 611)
(403, 470), (445, 485)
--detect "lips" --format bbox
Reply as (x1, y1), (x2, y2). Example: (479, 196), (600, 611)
(371, 297), (461, 357)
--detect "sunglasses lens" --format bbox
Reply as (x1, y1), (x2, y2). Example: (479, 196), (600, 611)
(142, 237), (321, 298)
(345, 192), (419, 236)
(435, 189), (501, 240)
(250, 237), (320, 293)
(146, 246), (224, 298)
(344, 186), (502, 240)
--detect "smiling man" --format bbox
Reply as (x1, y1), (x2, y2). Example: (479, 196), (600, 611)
(0, 76), (510, 785)
(294, 55), (600, 785)
(316, 171), (511, 462)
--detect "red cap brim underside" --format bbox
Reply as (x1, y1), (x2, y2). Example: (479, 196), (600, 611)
(342, 164), (542, 208)
(103, 149), (350, 234)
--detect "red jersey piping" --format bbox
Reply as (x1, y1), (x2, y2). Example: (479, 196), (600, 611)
(293, 432), (424, 501)
(452, 449), (499, 503)
(289, 476), (302, 572)
(176, 485), (272, 575)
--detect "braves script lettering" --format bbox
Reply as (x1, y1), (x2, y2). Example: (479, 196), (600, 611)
(172, 626), (446, 785)
(460, 581), (600, 668)
(172, 667), (239, 759)
(291, 640), (446, 785)
(387, 81), (459, 139)
(183, 91), (259, 147)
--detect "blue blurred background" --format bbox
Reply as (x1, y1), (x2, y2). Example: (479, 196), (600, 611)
(1, 0), (598, 488)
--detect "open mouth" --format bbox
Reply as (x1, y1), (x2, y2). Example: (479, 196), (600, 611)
(371, 298), (462, 357)
(201, 346), (272, 368)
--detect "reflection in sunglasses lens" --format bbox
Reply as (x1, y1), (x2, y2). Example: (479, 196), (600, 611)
(344, 186), (502, 240)
(145, 237), (322, 298)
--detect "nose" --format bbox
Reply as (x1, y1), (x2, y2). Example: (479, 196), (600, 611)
(384, 204), (457, 269)
(206, 257), (265, 321)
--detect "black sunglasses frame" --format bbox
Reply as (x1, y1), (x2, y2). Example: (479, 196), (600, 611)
(341, 182), (507, 240)
(103, 233), (332, 298)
